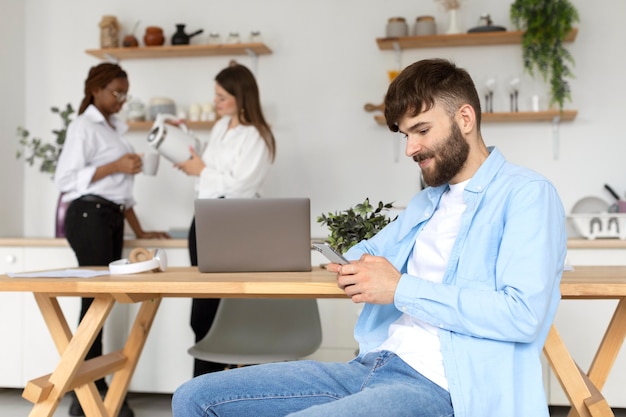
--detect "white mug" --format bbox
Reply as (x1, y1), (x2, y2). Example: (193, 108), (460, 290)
(142, 153), (160, 176)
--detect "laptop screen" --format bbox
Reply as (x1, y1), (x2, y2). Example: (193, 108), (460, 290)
(194, 198), (312, 273)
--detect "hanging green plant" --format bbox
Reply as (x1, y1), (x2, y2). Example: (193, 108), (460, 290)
(510, 0), (579, 111)
(16, 103), (74, 176)
(317, 198), (396, 253)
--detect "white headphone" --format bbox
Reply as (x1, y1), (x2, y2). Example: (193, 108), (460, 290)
(109, 248), (167, 275)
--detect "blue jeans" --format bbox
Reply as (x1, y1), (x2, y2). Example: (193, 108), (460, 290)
(172, 351), (453, 417)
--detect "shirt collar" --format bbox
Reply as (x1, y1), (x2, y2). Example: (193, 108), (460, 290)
(464, 146), (505, 194)
(84, 104), (128, 135)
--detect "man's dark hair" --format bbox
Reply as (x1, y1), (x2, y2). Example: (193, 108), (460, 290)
(384, 58), (482, 132)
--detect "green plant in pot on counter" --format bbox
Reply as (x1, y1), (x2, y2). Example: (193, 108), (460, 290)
(510, 0), (579, 111)
(317, 198), (396, 253)
(16, 103), (74, 176)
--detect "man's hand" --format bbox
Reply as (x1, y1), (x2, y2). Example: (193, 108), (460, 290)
(326, 254), (401, 304)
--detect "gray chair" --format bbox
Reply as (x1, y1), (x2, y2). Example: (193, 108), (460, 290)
(187, 298), (322, 365)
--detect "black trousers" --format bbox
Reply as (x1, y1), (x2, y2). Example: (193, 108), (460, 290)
(188, 217), (223, 376)
(64, 197), (125, 391)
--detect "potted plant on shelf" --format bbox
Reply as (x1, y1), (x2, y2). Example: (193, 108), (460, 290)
(16, 103), (74, 237)
(510, 0), (580, 111)
(317, 198), (396, 254)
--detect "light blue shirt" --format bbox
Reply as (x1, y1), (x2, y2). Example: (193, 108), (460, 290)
(346, 147), (566, 417)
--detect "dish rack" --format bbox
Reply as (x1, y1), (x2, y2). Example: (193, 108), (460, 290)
(569, 213), (626, 240)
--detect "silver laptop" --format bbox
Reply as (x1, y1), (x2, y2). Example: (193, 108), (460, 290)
(194, 198), (312, 273)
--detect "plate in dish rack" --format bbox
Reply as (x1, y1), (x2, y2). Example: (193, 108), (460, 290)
(568, 213), (626, 239)
(570, 196), (610, 214)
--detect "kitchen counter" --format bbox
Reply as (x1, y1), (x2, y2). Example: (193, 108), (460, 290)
(2, 237), (626, 249)
(0, 237), (188, 248)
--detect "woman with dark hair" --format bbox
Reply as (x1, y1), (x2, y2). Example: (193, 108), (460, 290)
(175, 60), (276, 377)
(55, 62), (168, 417)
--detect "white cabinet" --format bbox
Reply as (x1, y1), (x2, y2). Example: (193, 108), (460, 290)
(547, 246), (626, 407)
(0, 247), (25, 388)
(0, 240), (360, 393)
(0, 245), (80, 388)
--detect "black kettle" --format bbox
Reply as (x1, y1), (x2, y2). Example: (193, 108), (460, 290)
(171, 24), (204, 45)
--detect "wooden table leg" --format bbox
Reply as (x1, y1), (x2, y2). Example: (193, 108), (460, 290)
(104, 297), (161, 417)
(25, 294), (114, 417)
(563, 298), (626, 417)
(23, 294), (162, 417)
(587, 298), (626, 390)
(543, 325), (614, 417)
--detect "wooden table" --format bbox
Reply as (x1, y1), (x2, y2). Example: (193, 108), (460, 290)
(545, 266), (626, 417)
(0, 266), (624, 417)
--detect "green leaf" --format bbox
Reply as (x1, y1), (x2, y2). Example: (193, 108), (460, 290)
(16, 103), (73, 178)
(510, 0), (579, 110)
(317, 198), (397, 253)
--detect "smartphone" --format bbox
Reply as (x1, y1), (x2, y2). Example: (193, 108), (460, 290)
(312, 242), (349, 265)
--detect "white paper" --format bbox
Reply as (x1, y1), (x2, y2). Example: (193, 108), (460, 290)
(8, 269), (110, 278)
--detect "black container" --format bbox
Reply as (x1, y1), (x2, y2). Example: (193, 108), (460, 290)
(171, 24), (204, 45)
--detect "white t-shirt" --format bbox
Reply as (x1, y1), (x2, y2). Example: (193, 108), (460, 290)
(375, 178), (469, 390)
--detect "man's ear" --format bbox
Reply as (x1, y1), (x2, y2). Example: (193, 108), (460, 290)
(456, 104), (476, 134)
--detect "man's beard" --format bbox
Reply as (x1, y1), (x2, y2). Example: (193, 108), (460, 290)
(414, 121), (470, 187)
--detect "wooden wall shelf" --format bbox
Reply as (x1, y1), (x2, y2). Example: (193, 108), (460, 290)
(373, 110), (577, 125)
(481, 110), (577, 123)
(85, 43), (272, 61)
(127, 120), (215, 131)
(376, 28), (578, 50)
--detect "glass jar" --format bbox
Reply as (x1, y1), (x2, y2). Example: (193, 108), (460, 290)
(414, 16), (436, 36)
(249, 31), (263, 43)
(208, 33), (222, 45)
(386, 17), (408, 38)
(99, 15), (120, 48)
(226, 32), (241, 44)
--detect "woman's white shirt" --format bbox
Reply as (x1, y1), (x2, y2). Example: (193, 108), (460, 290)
(54, 104), (135, 206)
(196, 116), (272, 198)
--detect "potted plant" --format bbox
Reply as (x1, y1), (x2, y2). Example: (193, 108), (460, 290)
(317, 198), (396, 253)
(510, 0), (580, 111)
(16, 103), (74, 176)
(16, 103), (74, 237)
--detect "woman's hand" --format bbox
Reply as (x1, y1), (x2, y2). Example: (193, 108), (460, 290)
(175, 146), (206, 176)
(136, 230), (171, 239)
(92, 153), (142, 182)
(114, 153), (142, 175)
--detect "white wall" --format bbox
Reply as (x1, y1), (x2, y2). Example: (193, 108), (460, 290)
(2, 0), (623, 238)
(0, 0), (25, 236)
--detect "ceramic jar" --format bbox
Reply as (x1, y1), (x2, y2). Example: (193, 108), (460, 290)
(414, 16), (436, 36)
(99, 15), (120, 48)
(386, 17), (408, 38)
(144, 26), (165, 47)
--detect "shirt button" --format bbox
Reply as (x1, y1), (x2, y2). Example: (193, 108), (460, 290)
(96, 203), (101, 208)
(401, 306), (408, 312)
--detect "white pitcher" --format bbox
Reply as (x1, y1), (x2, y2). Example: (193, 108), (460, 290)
(147, 113), (201, 164)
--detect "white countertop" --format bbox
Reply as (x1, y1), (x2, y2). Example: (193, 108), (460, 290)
(1, 237), (626, 249)
(0, 237), (188, 248)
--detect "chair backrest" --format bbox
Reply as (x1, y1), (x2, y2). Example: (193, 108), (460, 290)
(187, 298), (322, 365)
